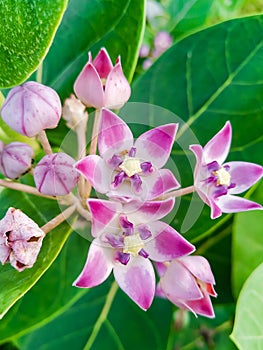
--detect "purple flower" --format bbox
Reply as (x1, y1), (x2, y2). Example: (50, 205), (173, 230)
(0, 207), (45, 271)
(34, 153), (79, 196)
(74, 48), (131, 109)
(153, 31), (173, 57)
(1, 81), (62, 137)
(0, 141), (34, 179)
(73, 198), (195, 310)
(190, 121), (263, 219)
(75, 109), (180, 201)
(157, 256), (217, 318)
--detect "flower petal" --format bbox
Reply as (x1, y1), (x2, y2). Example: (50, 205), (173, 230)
(180, 256), (216, 284)
(87, 199), (122, 237)
(93, 48), (113, 78)
(186, 292), (215, 318)
(73, 240), (114, 288)
(74, 54), (104, 108)
(145, 169), (180, 200)
(226, 161), (263, 194)
(75, 155), (112, 194)
(203, 121), (232, 165)
(216, 195), (262, 213)
(160, 260), (202, 301)
(145, 221), (195, 261)
(98, 109), (133, 160)
(189, 144), (203, 181)
(123, 198), (175, 225)
(113, 256), (155, 310)
(135, 124), (178, 169)
(104, 58), (131, 109)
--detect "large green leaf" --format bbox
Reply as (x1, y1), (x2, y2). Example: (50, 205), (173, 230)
(0, 189), (74, 319)
(42, 0), (146, 99)
(230, 262), (263, 349)
(232, 182), (263, 298)
(0, 232), (88, 343)
(0, 0), (68, 88)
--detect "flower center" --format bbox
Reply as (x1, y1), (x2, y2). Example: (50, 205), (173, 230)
(119, 156), (142, 177)
(213, 167), (231, 186)
(123, 233), (144, 255)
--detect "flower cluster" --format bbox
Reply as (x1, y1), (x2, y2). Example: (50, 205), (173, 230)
(0, 47), (262, 320)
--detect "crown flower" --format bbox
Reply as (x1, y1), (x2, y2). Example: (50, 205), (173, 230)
(1, 81), (62, 137)
(0, 141), (34, 179)
(190, 121), (263, 219)
(74, 48), (131, 109)
(0, 207), (45, 271)
(75, 109), (180, 201)
(73, 198), (195, 310)
(34, 152), (79, 196)
(157, 256), (217, 318)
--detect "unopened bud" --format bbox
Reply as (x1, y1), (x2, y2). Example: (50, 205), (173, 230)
(0, 141), (34, 179)
(62, 94), (88, 130)
(1, 81), (62, 137)
(34, 152), (79, 196)
(0, 207), (45, 271)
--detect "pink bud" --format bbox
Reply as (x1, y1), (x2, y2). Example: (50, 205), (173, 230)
(62, 94), (88, 130)
(1, 81), (62, 137)
(74, 48), (131, 109)
(0, 207), (45, 271)
(0, 142), (34, 179)
(34, 153), (79, 196)
(153, 31), (173, 57)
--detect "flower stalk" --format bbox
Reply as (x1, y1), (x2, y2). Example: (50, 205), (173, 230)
(41, 204), (77, 234)
(37, 130), (53, 155)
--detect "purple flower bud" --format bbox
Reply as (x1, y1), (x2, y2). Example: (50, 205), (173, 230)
(1, 81), (62, 137)
(34, 152), (79, 196)
(0, 207), (45, 271)
(62, 94), (88, 130)
(153, 31), (173, 57)
(0, 142), (34, 179)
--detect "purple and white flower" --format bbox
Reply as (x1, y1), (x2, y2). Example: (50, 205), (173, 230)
(190, 121), (263, 219)
(74, 48), (131, 109)
(157, 256), (217, 318)
(73, 198), (195, 310)
(75, 109), (180, 201)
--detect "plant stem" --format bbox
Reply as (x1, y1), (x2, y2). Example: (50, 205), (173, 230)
(38, 130), (53, 155)
(41, 204), (76, 234)
(159, 185), (195, 200)
(84, 281), (118, 350)
(0, 179), (56, 200)
(89, 108), (101, 156)
(76, 117), (88, 200)
(36, 62), (43, 83)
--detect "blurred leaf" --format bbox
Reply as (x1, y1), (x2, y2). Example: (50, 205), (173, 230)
(0, 232), (88, 343)
(43, 0), (146, 99)
(0, 188), (74, 319)
(232, 181), (263, 298)
(15, 282), (172, 350)
(169, 0), (214, 39)
(209, 0), (245, 21)
(230, 262), (263, 349)
(0, 0), (68, 88)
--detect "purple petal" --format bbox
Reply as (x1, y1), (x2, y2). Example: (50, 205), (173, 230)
(186, 292), (215, 318)
(75, 155), (112, 194)
(124, 198), (175, 225)
(225, 161), (263, 194)
(145, 221), (195, 262)
(93, 48), (113, 78)
(87, 199), (122, 237)
(208, 197), (223, 219)
(189, 144), (203, 182)
(113, 256), (155, 310)
(98, 109), (133, 160)
(216, 195), (262, 213)
(145, 169), (180, 200)
(104, 58), (131, 109)
(203, 121), (232, 165)
(160, 260), (202, 301)
(74, 56), (104, 108)
(73, 240), (113, 288)
(135, 124), (178, 169)
(180, 256), (216, 284)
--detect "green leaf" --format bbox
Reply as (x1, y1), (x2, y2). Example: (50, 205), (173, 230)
(0, 189), (74, 319)
(232, 182), (263, 298)
(42, 0), (146, 99)
(0, 232), (88, 343)
(230, 262), (263, 349)
(0, 0), (68, 88)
